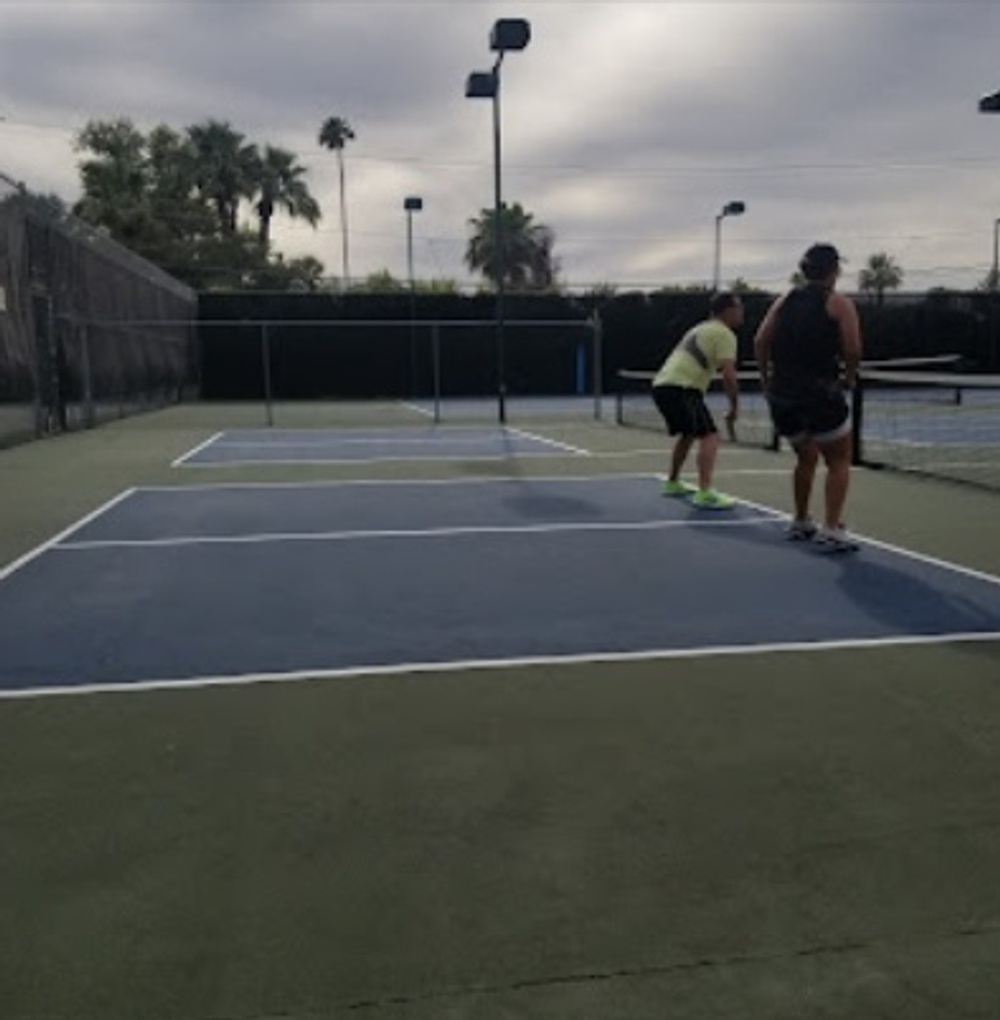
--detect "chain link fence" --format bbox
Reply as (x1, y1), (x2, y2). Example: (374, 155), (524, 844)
(0, 171), (197, 447)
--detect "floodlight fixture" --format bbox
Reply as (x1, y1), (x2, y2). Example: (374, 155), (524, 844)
(979, 89), (1000, 113)
(713, 201), (747, 290)
(490, 18), (531, 53)
(465, 72), (497, 99)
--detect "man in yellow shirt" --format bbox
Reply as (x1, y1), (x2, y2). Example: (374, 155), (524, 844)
(651, 291), (743, 509)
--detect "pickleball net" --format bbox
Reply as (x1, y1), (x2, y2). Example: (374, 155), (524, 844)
(853, 366), (1000, 491)
(616, 356), (1000, 492)
(615, 369), (779, 451)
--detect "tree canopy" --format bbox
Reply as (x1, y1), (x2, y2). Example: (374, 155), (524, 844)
(465, 202), (560, 291)
(857, 252), (904, 304)
(72, 117), (324, 290)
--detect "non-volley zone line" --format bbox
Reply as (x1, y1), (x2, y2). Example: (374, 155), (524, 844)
(54, 516), (780, 552)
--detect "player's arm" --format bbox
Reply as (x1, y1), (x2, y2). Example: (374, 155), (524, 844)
(828, 292), (862, 388)
(752, 295), (784, 392)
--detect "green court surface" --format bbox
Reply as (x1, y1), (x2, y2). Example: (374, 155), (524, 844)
(2, 402), (1000, 1020)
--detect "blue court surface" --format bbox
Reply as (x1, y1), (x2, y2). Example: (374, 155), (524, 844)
(2, 475), (1000, 695)
(175, 425), (587, 466)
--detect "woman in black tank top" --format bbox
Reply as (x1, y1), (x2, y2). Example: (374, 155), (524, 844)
(752, 244), (863, 552)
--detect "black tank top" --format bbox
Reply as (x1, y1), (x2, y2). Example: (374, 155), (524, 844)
(771, 283), (841, 389)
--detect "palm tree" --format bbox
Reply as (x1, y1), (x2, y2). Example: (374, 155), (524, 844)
(317, 115), (356, 284)
(858, 252), (904, 306)
(187, 120), (259, 234)
(465, 202), (559, 290)
(251, 145), (321, 248)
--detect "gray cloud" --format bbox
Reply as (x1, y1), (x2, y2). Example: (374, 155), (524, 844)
(2, 0), (1000, 290)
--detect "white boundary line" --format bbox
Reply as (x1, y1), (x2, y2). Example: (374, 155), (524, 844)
(54, 516), (779, 552)
(173, 424), (590, 467)
(3, 631), (999, 702)
(734, 495), (1000, 588)
(135, 472), (665, 493)
(397, 400), (434, 418)
(503, 425), (591, 456)
(0, 488), (138, 583)
(171, 431), (224, 468)
(174, 450), (588, 468)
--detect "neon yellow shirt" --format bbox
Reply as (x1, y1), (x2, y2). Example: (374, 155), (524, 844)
(652, 319), (738, 393)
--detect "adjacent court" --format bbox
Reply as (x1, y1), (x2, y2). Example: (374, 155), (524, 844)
(174, 424), (587, 466)
(2, 474), (999, 695)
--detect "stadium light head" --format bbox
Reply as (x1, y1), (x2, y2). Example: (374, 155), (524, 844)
(403, 196), (423, 211)
(979, 89), (1000, 113)
(465, 71), (497, 99)
(490, 18), (531, 53)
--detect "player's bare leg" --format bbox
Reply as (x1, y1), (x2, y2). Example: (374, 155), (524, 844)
(819, 433), (852, 530)
(696, 432), (720, 491)
(792, 440), (819, 521)
(670, 435), (694, 482)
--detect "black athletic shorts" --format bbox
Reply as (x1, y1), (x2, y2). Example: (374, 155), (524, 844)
(652, 384), (717, 438)
(767, 378), (850, 444)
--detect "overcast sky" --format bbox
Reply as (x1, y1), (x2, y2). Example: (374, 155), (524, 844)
(2, 0), (1000, 292)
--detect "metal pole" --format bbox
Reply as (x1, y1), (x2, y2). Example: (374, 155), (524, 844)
(592, 314), (604, 420)
(432, 323), (442, 424)
(407, 209), (417, 396)
(81, 323), (94, 429)
(713, 214), (722, 291)
(261, 323), (274, 427)
(991, 218), (999, 370)
(493, 56), (507, 425)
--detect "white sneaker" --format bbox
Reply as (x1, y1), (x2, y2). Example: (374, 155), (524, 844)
(814, 526), (859, 553)
(785, 519), (818, 541)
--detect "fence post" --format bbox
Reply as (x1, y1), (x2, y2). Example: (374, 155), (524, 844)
(432, 322), (442, 424)
(261, 322), (274, 427)
(591, 311), (604, 420)
(81, 322), (94, 428)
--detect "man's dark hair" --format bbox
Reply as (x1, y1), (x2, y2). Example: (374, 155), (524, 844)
(709, 291), (741, 316)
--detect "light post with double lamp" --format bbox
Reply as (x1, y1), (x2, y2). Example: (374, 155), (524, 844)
(979, 88), (1000, 368)
(465, 17), (531, 425)
(713, 200), (745, 291)
(404, 196), (423, 395)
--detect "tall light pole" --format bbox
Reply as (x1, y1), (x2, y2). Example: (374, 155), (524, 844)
(404, 196), (423, 395)
(979, 88), (1000, 367)
(713, 200), (745, 291)
(992, 217), (1000, 292)
(465, 17), (531, 426)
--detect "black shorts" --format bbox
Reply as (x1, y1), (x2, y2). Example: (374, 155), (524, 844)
(767, 379), (850, 444)
(652, 384), (717, 438)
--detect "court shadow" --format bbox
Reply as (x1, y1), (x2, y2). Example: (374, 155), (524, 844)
(832, 554), (1000, 636)
(699, 515), (1000, 638)
(502, 491), (604, 522)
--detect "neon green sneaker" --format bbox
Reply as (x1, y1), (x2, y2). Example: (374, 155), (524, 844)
(661, 479), (697, 497)
(691, 488), (735, 510)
